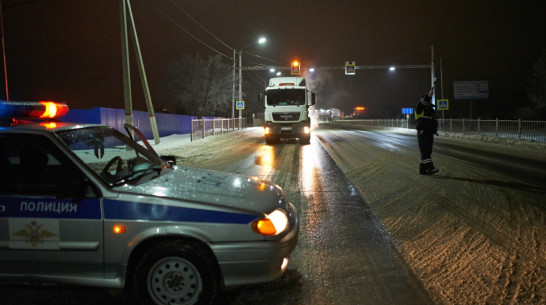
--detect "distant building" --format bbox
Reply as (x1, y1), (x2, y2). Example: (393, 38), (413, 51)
(353, 106), (366, 118)
(310, 108), (341, 122)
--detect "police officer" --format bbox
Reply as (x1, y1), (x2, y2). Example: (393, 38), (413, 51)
(415, 88), (439, 175)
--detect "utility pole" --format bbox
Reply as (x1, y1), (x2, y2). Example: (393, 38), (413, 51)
(238, 50), (243, 128)
(120, 0), (160, 144)
(232, 49), (235, 118)
(0, 1), (9, 101)
(431, 45), (435, 105)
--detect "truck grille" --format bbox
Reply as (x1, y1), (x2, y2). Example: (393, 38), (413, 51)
(272, 112), (300, 121)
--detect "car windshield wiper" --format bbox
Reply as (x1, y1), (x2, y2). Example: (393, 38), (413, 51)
(112, 164), (164, 186)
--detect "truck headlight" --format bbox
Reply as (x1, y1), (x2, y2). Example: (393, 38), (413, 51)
(264, 127), (271, 135)
(252, 209), (289, 236)
(304, 126), (310, 134)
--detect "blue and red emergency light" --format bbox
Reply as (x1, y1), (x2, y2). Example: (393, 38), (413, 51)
(0, 100), (68, 120)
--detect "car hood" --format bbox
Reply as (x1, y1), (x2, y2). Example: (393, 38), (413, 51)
(114, 165), (286, 214)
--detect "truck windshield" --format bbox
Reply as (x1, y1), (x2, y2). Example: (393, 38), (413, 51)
(266, 89), (305, 106)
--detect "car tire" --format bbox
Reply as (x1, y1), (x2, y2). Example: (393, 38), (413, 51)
(133, 239), (221, 305)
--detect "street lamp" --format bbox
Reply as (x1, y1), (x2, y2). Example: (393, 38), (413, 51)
(232, 37), (266, 127)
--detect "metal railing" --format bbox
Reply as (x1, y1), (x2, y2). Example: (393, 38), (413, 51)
(190, 117), (248, 141)
(438, 118), (546, 142)
(336, 118), (411, 129)
(333, 118), (546, 143)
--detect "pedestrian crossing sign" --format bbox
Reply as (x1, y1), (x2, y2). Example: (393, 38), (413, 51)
(437, 99), (449, 111)
(345, 61), (356, 75)
(236, 101), (245, 110)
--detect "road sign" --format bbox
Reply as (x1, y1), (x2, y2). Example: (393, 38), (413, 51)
(236, 101), (245, 110)
(453, 81), (488, 100)
(437, 99), (449, 111)
(345, 61), (355, 75)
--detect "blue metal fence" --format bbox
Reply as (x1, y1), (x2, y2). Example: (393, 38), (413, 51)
(61, 107), (196, 138)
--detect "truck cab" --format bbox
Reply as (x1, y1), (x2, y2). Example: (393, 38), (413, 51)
(261, 77), (315, 144)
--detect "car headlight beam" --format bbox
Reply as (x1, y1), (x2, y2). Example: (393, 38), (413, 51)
(252, 209), (289, 236)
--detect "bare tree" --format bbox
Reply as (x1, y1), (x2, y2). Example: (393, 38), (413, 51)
(163, 54), (234, 117)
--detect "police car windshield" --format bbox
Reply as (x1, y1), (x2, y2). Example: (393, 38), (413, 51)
(55, 126), (163, 186)
(267, 89), (305, 106)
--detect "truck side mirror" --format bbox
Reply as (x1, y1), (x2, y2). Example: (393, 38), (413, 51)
(259, 92), (266, 107)
(310, 92), (316, 106)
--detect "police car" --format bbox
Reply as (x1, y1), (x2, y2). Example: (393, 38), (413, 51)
(0, 101), (299, 305)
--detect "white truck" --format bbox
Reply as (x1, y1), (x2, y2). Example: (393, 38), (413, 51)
(261, 77), (316, 144)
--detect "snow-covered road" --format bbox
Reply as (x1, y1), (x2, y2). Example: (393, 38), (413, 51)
(317, 123), (546, 305)
(156, 124), (546, 305)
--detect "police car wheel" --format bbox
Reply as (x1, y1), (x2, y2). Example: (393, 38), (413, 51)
(133, 240), (221, 305)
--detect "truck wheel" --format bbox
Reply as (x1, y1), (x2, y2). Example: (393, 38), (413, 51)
(133, 240), (221, 305)
(300, 135), (311, 145)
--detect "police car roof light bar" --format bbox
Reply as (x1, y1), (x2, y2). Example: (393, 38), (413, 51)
(0, 100), (69, 119)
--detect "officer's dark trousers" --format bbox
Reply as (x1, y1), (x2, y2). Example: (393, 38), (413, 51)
(417, 128), (435, 172)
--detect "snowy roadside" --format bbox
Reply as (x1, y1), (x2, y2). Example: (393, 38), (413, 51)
(372, 126), (546, 153)
(146, 127), (265, 167)
(146, 126), (546, 157)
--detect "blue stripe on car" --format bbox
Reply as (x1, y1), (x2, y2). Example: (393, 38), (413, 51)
(103, 199), (257, 224)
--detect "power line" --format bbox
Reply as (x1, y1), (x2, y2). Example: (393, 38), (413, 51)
(168, 0), (232, 52)
(164, 1), (284, 66)
(244, 51), (284, 65)
(154, 7), (232, 60)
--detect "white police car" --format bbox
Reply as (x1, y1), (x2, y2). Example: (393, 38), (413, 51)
(0, 101), (299, 305)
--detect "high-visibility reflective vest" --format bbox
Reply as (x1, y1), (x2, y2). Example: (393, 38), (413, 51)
(414, 108), (424, 119)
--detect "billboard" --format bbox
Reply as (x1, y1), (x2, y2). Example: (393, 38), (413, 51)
(453, 81), (489, 100)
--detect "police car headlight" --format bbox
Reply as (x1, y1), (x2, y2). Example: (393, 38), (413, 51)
(252, 209), (289, 236)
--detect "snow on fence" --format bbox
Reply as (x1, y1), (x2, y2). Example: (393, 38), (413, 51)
(337, 118), (546, 143)
(439, 118), (546, 142)
(190, 117), (248, 141)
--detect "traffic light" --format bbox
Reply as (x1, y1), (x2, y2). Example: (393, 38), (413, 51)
(291, 60), (301, 75)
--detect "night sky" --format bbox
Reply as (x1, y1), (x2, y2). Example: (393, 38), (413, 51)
(2, 0), (546, 118)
